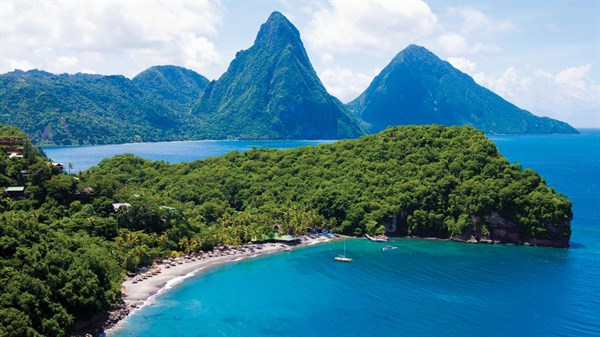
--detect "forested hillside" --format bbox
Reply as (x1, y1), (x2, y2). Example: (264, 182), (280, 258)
(82, 124), (571, 247)
(0, 67), (208, 145)
(132, 65), (209, 113)
(0, 125), (56, 187)
(0, 124), (572, 336)
(0, 125), (121, 337)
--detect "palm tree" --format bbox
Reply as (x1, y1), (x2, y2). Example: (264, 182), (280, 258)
(179, 237), (190, 252)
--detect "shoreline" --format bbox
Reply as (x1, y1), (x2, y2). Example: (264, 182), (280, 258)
(76, 233), (562, 335)
(99, 235), (337, 336)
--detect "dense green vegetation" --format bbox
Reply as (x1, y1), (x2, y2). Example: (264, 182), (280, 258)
(80, 124), (571, 245)
(0, 126), (121, 336)
(192, 11), (364, 139)
(0, 124), (572, 335)
(0, 66), (208, 145)
(347, 45), (578, 134)
(132, 65), (209, 115)
(0, 125), (58, 187)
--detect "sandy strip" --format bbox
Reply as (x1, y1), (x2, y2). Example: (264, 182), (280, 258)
(121, 235), (336, 309)
(100, 235), (338, 336)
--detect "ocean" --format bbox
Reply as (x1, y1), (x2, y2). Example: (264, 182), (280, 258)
(46, 131), (600, 336)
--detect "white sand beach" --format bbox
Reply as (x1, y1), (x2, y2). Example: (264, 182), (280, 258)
(120, 235), (336, 310)
(93, 235), (338, 336)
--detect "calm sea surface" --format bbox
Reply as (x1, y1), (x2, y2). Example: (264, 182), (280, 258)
(46, 131), (600, 336)
(42, 140), (335, 172)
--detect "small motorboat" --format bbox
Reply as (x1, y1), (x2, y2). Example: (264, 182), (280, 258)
(381, 245), (397, 251)
(366, 234), (388, 242)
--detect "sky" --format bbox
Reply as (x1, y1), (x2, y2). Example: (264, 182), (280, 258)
(1, 1), (598, 128)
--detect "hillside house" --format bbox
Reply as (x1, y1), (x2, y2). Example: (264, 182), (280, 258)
(5, 186), (25, 198)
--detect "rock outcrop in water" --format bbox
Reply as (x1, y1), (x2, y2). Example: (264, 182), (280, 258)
(457, 212), (570, 247)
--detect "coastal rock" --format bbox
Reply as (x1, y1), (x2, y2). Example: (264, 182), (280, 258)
(450, 211), (570, 248)
(73, 301), (129, 337)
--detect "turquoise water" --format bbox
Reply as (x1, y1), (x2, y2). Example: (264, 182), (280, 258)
(111, 240), (595, 336)
(48, 131), (599, 336)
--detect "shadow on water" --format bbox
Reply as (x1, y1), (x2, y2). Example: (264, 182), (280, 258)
(569, 242), (586, 249)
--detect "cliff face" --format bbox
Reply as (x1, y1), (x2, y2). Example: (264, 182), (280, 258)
(390, 210), (570, 248)
(450, 212), (571, 248)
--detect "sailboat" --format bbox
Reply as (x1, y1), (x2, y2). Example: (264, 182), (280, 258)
(335, 240), (352, 262)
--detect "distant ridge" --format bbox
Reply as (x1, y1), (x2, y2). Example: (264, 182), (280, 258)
(0, 66), (208, 145)
(192, 11), (364, 140)
(347, 44), (578, 134)
(0, 22), (578, 146)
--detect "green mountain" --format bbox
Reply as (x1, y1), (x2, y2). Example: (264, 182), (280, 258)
(192, 11), (364, 139)
(0, 66), (208, 145)
(348, 45), (578, 134)
(132, 65), (209, 112)
(1, 28), (579, 145)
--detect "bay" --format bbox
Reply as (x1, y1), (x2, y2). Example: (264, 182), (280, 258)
(45, 131), (599, 336)
(42, 140), (335, 172)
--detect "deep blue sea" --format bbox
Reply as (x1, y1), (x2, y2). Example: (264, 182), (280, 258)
(46, 131), (600, 336)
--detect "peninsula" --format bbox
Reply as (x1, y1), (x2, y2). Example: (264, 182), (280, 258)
(0, 122), (572, 336)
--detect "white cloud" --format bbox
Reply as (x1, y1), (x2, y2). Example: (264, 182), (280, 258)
(448, 7), (514, 35)
(319, 65), (373, 102)
(1, 1), (225, 77)
(321, 53), (334, 63)
(473, 65), (600, 127)
(469, 42), (500, 54)
(4, 59), (35, 71)
(181, 35), (221, 71)
(434, 7), (508, 58)
(437, 33), (469, 55)
(474, 67), (532, 98)
(57, 56), (79, 67)
(555, 65), (597, 99)
(447, 57), (477, 74)
(305, 0), (438, 54)
(437, 33), (501, 57)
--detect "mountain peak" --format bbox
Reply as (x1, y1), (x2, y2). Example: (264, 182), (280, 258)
(403, 44), (429, 53)
(394, 44), (440, 64)
(193, 11), (364, 140)
(254, 11), (300, 47)
(348, 45), (578, 135)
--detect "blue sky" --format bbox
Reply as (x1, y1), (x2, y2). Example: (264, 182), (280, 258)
(1, 0), (598, 127)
